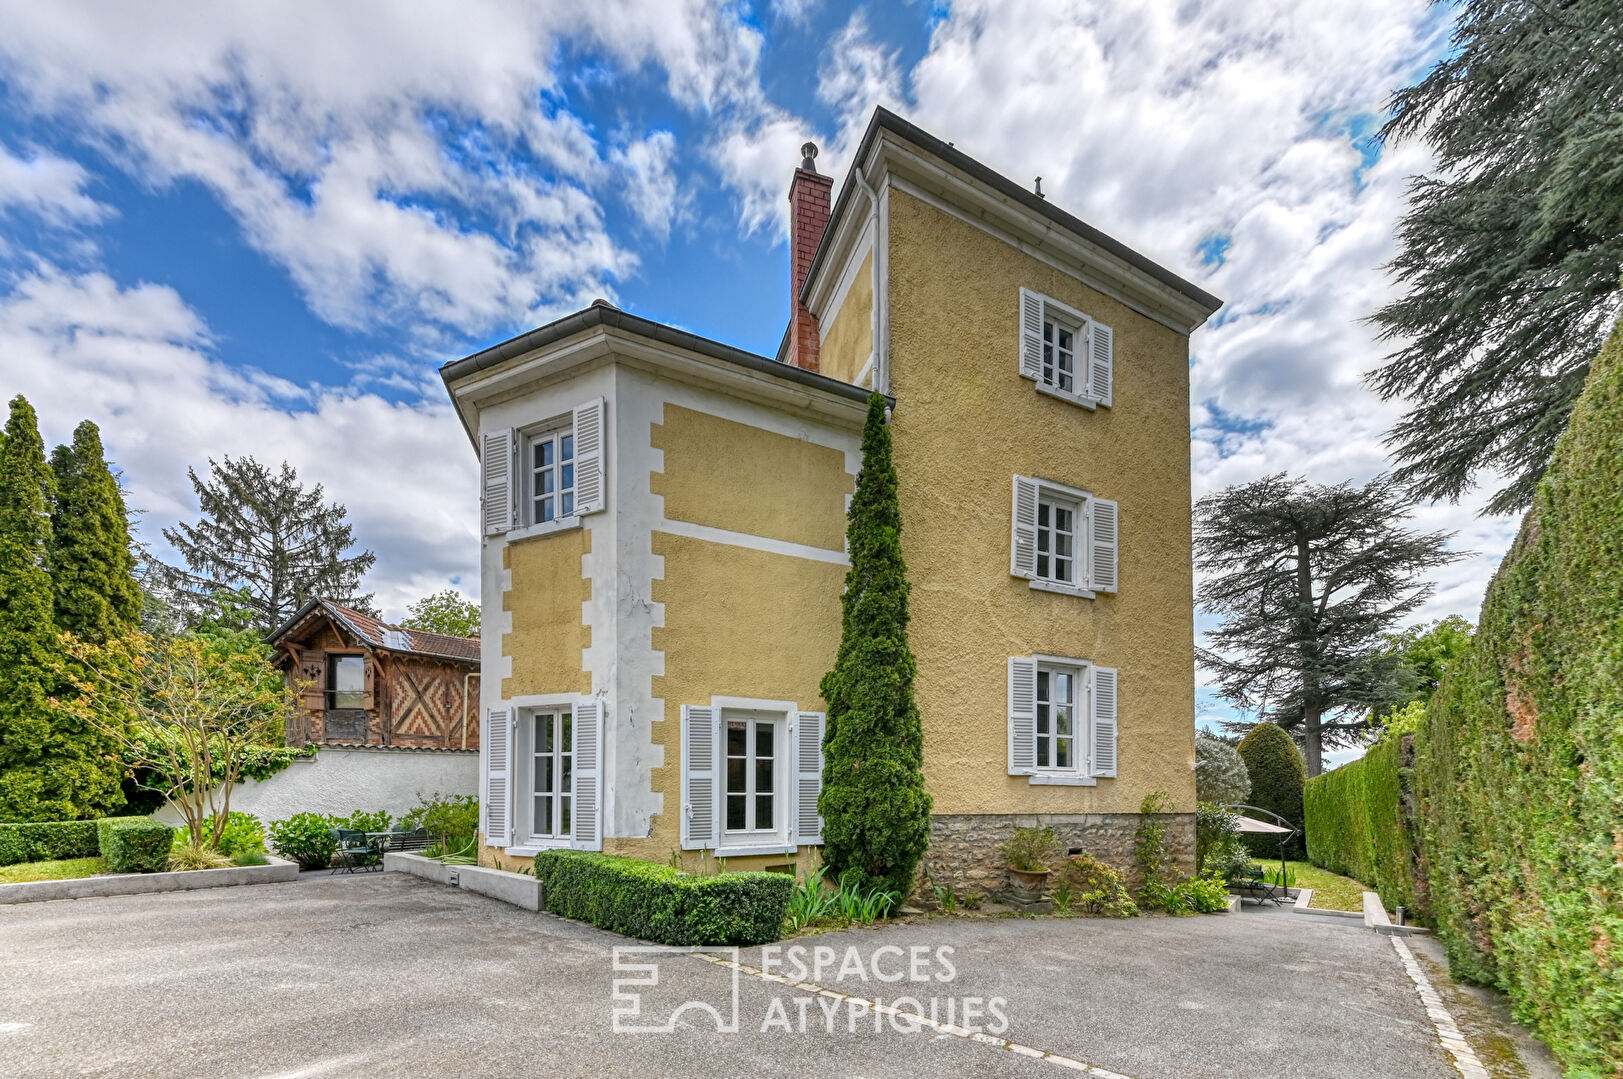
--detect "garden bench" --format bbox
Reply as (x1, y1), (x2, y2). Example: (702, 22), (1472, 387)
(381, 827), (430, 853)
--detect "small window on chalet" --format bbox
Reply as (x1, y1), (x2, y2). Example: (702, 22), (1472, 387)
(327, 655), (365, 710)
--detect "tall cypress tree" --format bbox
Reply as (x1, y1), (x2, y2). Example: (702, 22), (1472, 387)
(49, 421), (141, 642)
(818, 393), (932, 898)
(0, 397), (122, 821)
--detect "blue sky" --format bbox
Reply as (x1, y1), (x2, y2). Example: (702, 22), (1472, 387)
(0, 1), (1506, 762)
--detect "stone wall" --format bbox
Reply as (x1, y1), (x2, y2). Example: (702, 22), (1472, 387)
(920, 812), (1195, 901)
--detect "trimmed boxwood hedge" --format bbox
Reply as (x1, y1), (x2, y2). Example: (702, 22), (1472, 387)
(0, 817), (144, 866)
(532, 850), (793, 946)
(1303, 732), (1424, 917)
(97, 817), (172, 873)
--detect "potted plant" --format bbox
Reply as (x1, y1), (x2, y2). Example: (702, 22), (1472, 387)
(1002, 826), (1058, 891)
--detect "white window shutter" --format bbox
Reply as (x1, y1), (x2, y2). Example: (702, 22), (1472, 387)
(484, 706), (513, 845)
(1089, 321), (1114, 407)
(1089, 498), (1119, 593)
(1011, 475), (1039, 579)
(1018, 288), (1044, 381)
(481, 428), (515, 536)
(1008, 657), (1038, 775)
(572, 698), (603, 850)
(572, 397), (606, 516)
(794, 712), (826, 846)
(1090, 667), (1118, 777)
(681, 705), (717, 850)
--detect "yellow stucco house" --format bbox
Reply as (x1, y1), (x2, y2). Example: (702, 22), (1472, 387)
(441, 108), (1221, 896)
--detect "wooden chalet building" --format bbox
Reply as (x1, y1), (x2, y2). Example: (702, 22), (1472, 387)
(269, 598), (481, 751)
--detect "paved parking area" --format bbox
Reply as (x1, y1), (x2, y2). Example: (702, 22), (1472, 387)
(0, 872), (1456, 1078)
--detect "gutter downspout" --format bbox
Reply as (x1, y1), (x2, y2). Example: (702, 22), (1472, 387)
(851, 162), (883, 394)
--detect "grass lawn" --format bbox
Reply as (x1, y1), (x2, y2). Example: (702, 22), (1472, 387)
(1259, 860), (1368, 911)
(0, 857), (114, 884)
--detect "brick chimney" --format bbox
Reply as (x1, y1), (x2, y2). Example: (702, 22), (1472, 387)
(787, 141), (832, 372)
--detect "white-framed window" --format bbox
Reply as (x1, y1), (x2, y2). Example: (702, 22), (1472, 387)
(1018, 288), (1113, 408)
(480, 397), (606, 537)
(1008, 656), (1118, 782)
(528, 707), (573, 842)
(525, 424), (576, 526)
(680, 700), (825, 853)
(1012, 475), (1118, 595)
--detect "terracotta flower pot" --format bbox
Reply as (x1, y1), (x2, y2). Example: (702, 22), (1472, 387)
(1007, 866), (1050, 891)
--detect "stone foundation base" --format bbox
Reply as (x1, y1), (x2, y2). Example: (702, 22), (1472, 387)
(919, 812), (1195, 902)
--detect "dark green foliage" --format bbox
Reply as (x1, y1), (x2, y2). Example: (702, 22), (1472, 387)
(154, 456), (376, 633)
(97, 817), (172, 873)
(1414, 314), (1623, 1071)
(1371, 0), (1623, 514)
(818, 393), (931, 897)
(1194, 802), (1240, 874)
(1054, 854), (1137, 918)
(401, 589), (480, 638)
(1195, 474), (1457, 775)
(198, 812), (266, 857)
(1303, 734), (1424, 917)
(48, 421), (140, 642)
(0, 816), (143, 866)
(532, 850), (794, 946)
(267, 813), (339, 870)
(1237, 724), (1305, 858)
(1371, 616), (1473, 724)
(1132, 790), (1175, 903)
(399, 792), (478, 853)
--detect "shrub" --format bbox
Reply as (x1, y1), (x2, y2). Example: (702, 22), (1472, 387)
(1194, 801), (1240, 873)
(1237, 723), (1306, 858)
(785, 865), (838, 932)
(533, 850), (794, 946)
(1133, 790), (1176, 901)
(1411, 314), (1623, 1073)
(336, 809), (391, 833)
(1203, 838), (1259, 883)
(1000, 826), (1057, 872)
(97, 817), (173, 873)
(268, 813), (338, 870)
(1303, 729), (1424, 915)
(0, 817), (143, 866)
(399, 792), (478, 852)
(169, 839), (233, 871)
(231, 849), (270, 867)
(1194, 732), (1250, 804)
(1056, 853), (1137, 918)
(197, 811), (266, 857)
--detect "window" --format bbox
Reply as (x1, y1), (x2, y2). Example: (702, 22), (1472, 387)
(725, 712), (779, 834)
(1018, 288), (1113, 408)
(1012, 476), (1118, 594)
(1008, 656), (1119, 781)
(529, 708), (573, 841)
(1041, 312), (1080, 395)
(326, 655), (365, 710)
(1036, 491), (1080, 587)
(526, 425), (576, 525)
(1035, 664), (1078, 770)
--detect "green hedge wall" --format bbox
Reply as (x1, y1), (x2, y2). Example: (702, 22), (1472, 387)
(532, 850), (794, 946)
(0, 816), (144, 866)
(1415, 315), (1623, 1073)
(97, 817), (172, 873)
(1303, 735), (1423, 916)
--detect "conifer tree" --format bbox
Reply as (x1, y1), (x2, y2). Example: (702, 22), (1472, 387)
(49, 421), (141, 642)
(1236, 723), (1306, 859)
(156, 456), (376, 633)
(818, 393), (932, 898)
(0, 397), (124, 820)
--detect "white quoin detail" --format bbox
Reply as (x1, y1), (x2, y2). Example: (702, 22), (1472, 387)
(572, 397), (607, 516)
(1091, 667), (1118, 778)
(681, 705), (717, 850)
(572, 699), (603, 850)
(484, 706), (513, 845)
(1008, 657), (1038, 775)
(481, 429), (515, 536)
(794, 711), (826, 845)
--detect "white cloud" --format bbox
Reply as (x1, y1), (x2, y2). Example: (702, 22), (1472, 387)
(610, 129), (685, 241)
(0, 263), (477, 620)
(771, 0), (822, 28)
(0, 143), (111, 227)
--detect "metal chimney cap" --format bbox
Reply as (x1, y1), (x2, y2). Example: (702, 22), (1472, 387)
(800, 142), (819, 172)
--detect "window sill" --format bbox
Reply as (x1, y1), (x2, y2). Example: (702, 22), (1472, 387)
(1029, 579), (1097, 600)
(1034, 382), (1098, 411)
(1026, 773), (1098, 787)
(502, 841), (574, 857)
(502, 516), (582, 545)
(714, 842), (798, 858)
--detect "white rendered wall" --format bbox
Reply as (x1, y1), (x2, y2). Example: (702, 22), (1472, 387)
(153, 747), (478, 826)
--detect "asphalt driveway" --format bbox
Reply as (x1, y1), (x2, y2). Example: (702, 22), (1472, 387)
(0, 872), (1456, 1079)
